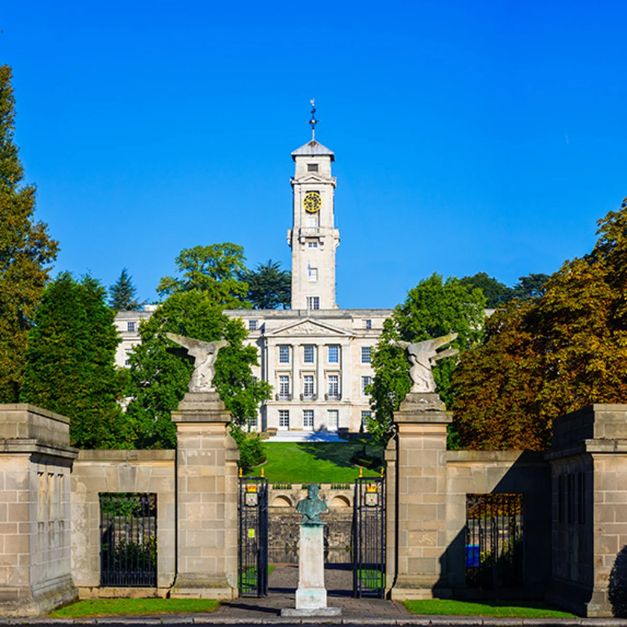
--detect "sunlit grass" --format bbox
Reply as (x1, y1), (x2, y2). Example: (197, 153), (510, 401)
(50, 598), (219, 618)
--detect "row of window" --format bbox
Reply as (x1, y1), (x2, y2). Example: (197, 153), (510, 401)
(277, 374), (372, 399)
(278, 344), (372, 364)
(277, 409), (372, 430)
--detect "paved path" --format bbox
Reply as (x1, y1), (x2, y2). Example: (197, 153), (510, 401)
(214, 564), (410, 619)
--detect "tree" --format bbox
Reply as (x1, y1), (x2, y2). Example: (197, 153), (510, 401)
(459, 272), (512, 308)
(243, 259), (291, 309)
(452, 201), (627, 450)
(157, 243), (250, 307)
(109, 268), (142, 310)
(367, 274), (486, 444)
(451, 301), (545, 449)
(510, 273), (550, 300)
(0, 65), (58, 402)
(124, 290), (271, 449)
(20, 273), (126, 448)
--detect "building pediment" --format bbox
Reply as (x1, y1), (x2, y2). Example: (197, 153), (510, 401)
(269, 318), (352, 338)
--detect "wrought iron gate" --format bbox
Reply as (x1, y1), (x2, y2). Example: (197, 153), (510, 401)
(352, 475), (386, 598)
(100, 492), (157, 587)
(238, 475), (268, 597)
(465, 493), (523, 589)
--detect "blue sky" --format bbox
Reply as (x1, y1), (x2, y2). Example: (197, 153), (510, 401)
(2, 1), (626, 308)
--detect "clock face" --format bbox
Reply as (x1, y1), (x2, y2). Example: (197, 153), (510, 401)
(303, 191), (322, 214)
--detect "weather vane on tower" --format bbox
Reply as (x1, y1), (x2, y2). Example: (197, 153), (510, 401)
(309, 98), (318, 141)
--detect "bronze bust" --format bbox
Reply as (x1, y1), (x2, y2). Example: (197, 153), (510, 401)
(296, 484), (328, 526)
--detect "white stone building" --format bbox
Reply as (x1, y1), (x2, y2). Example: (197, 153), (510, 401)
(115, 129), (392, 432)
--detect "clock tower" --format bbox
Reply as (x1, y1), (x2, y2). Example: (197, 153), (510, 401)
(288, 101), (340, 310)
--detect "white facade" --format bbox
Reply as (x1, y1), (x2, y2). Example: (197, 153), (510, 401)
(114, 134), (392, 432)
(229, 308), (390, 432)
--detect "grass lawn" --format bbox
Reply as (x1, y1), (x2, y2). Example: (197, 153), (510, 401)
(49, 598), (219, 618)
(260, 440), (382, 483)
(403, 599), (576, 618)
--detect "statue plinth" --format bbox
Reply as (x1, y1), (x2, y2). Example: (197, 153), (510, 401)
(171, 391), (230, 424)
(171, 390), (239, 601)
(281, 486), (341, 617)
(395, 392), (451, 424)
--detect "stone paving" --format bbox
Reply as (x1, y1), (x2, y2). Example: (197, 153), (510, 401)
(214, 564), (410, 619)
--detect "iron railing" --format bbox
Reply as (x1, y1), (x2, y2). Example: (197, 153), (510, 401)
(465, 493), (523, 589)
(239, 476), (269, 597)
(99, 493), (157, 587)
(353, 476), (386, 598)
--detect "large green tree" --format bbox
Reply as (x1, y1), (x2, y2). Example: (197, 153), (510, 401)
(109, 268), (142, 310)
(367, 274), (486, 444)
(459, 272), (512, 308)
(20, 273), (126, 448)
(243, 259), (291, 309)
(0, 65), (58, 402)
(157, 243), (250, 307)
(452, 201), (627, 450)
(124, 290), (270, 449)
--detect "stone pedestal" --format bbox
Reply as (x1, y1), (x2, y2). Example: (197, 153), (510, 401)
(282, 524), (341, 617)
(170, 392), (239, 600)
(389, 392), (452, 600)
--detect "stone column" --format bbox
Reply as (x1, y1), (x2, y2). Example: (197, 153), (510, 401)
(171, 392), (239, 600)
(0, 404), (78, 616)
(390, 392), (451, 600)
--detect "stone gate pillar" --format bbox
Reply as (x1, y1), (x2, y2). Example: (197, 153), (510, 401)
(0, 404), (78, 615)
(389, 392), (451, 600)
(171, 391), (239, 599)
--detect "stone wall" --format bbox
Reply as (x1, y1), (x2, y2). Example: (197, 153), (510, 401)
(268, 483), (353, 564)
(71, 450), (176, 597)
(0, 405), (77, 616)
(443, 450), (551, 596)
(546, 404), (627, 617)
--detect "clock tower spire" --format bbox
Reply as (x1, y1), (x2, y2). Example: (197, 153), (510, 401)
(288, 103), (340, 310)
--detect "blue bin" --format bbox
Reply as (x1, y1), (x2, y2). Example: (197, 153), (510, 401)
(466, 544), (480, 568)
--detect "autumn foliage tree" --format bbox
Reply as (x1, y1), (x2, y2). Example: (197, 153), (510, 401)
(452, 201), (627, 449)
(0, 66), (58, 401)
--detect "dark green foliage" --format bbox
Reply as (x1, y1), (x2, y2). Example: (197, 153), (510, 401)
(609, 546), (627, 618)
(511, 273), (550, 300)
(230, 423), (266, 474)
(109, 268), (142, 310)
(157, 243), (250, 308)
(125, 290), (271, 448)
(368, 274), (486, 444)
(0, 65), (58, 402)
(459, 273), (512, 308)
(20, 273), (126, 448)
(243, 259), (291, 309)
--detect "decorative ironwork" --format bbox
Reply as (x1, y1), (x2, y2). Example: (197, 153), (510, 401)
(465, 493), (523, 589)
(353, 476), (386, 598)
(238, 475), (269, 597)
(99, 493), (157, 587)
